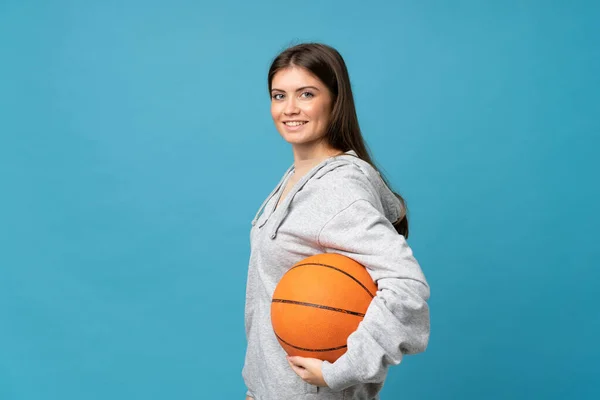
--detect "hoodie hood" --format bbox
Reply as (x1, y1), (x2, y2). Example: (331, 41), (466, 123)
(251, 150), (404, 240)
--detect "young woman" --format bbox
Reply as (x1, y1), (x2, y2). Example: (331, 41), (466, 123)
(242, 43), (430, 400)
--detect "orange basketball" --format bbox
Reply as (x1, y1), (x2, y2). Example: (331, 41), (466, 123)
(270, 253), (378, 363)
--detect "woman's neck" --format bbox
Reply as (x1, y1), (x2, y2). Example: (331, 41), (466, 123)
(291, 143), (344, 179)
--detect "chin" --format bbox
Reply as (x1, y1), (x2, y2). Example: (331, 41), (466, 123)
(279, 133), (319, 145)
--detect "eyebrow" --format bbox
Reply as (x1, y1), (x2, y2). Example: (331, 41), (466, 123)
(270, 86), (320, 93)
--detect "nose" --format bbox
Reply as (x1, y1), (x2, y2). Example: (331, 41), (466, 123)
(283, 97), (299, 115)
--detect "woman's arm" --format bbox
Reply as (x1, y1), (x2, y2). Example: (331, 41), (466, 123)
(317, 199), (431, 391)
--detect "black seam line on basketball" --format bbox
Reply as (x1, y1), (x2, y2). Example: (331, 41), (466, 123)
(274, 332), (347, 352)
(290, 262), (375, 298)
(272, 298), (365, 317)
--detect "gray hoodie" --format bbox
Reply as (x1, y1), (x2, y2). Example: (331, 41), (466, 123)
(243, 150), (430, 400)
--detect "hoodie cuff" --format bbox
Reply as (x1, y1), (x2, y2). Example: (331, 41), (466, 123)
(321, 353), (361, 391)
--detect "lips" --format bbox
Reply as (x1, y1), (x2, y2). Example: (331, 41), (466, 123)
(283, 121), (308, 126)
(282, 121), (309, 132)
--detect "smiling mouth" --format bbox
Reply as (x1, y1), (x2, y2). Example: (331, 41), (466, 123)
(283, 121), (308, 126)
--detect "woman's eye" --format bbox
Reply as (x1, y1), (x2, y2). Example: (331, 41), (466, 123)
(272, 93), (284, 100)
(300, 91), (314, 99)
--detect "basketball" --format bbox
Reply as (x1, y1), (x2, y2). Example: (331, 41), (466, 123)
(270, 253), (378, 363)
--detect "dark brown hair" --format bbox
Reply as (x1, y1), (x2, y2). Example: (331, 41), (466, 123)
(268, 42), (409, 238)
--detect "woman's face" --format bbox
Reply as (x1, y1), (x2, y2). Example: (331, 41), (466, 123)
(270, 66), (333, 147)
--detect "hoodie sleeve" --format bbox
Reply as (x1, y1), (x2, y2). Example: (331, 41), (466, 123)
(317, 199), (431, 391)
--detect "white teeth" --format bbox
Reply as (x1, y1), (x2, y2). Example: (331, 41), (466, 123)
(284, 121), (307, 126)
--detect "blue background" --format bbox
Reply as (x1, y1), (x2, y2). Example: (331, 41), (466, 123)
(1, 0), (598, 398)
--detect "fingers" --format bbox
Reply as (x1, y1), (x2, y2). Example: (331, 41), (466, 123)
(289, 356), (321, 371)
(288, 356), (320, 384)
(287, 355), (310, 369)
(286, 356), (327, 387)
(287, 357), (307, 377)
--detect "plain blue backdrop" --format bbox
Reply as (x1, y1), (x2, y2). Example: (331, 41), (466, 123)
(1, 0), (598, 399)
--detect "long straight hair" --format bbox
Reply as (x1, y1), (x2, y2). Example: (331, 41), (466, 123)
(268, 42), (409, 238)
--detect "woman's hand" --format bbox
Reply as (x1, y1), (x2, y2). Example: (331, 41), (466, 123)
(286, 355), (328, 387)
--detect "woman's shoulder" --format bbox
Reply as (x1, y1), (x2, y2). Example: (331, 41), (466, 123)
(308, 159), (381, 209)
